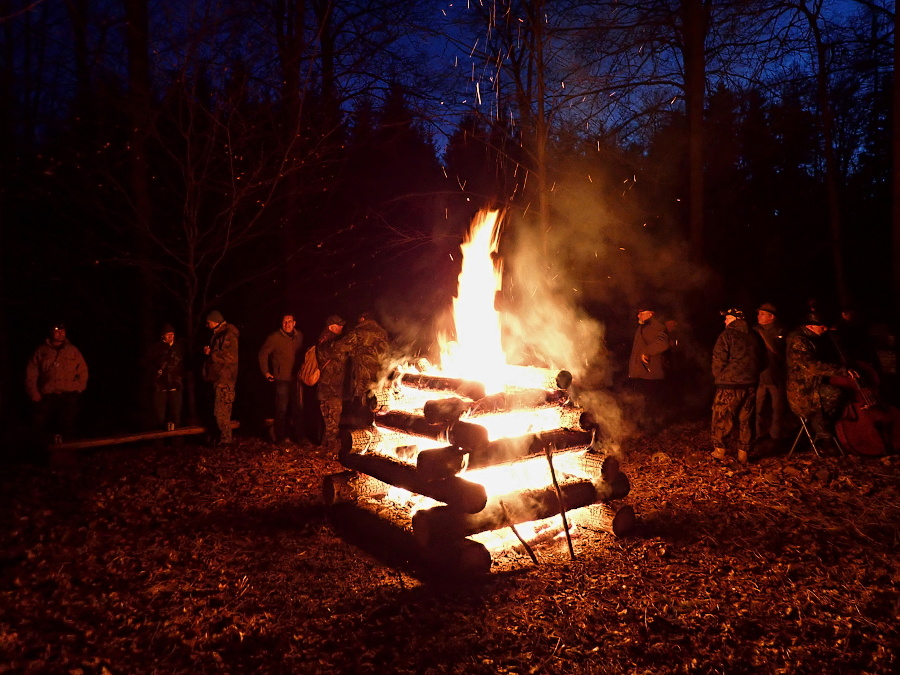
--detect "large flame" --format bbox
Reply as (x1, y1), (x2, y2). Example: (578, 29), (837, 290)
(438, 209), (507, 393)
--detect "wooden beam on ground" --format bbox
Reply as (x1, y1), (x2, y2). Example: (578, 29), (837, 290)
(49, 421), (241, 451)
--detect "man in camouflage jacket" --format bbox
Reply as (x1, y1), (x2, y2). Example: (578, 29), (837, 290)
(203, 310), (239, 445)
(146, 323), (185, 429)
(786, 313), (847, 442)
(315, 315), (346, 455)
(711, 309), (763, 463)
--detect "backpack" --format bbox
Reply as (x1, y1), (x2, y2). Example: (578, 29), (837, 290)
(300, 346), (320, 386)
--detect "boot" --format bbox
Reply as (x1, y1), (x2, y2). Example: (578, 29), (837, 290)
(712, 447), (728, 461)
(737, 449), (749, 463)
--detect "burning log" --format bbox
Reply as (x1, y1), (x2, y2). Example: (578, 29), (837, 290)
(423, 389), (570, 424)
(468, 429), (595, 469)
(416, 446), (466, 481)
(339, 449), (487, 514)
(397, 372), (486, 401)
(412, 477), (603, 548)
(374, 410), (490, 451)
(502, 365), (572, 391)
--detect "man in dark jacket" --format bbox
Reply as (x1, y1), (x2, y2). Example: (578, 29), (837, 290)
(753, 303), (789, 441)
(258, 313), (305, 445)
(203, 310), (239, 445)
(26, 322), (89, 441)
(627, 305), (670, 433)
(146, 323), (185, 429)
(786, 312), (848, 449)
(711, 308), (763, 463)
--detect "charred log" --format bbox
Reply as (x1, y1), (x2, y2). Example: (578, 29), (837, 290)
(339, 449), (488, 514)
(374, 410), (490, 452)
(397, 372), (486, 401)
(412, 478), (599, 547)
(588, 503), (636, 538)
(468, 429), (594, 469)
(421, 538), (493, 577)
(423, 389), (570, 424)
(416, 446), (466, 481)
(322, 470), (391, 506)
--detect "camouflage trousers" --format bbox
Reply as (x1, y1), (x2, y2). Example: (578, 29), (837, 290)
(213, 383), (235, 443)
(711, 387), (755, 452)
(319, 396), (343, 456)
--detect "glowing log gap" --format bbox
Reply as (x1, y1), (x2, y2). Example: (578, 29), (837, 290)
(339, 449), (488, 514)
(397, 372), (486, 401)
(374, 410), (490, 451)
(411, 476), (628, 547)
(422, 389), (570, 424)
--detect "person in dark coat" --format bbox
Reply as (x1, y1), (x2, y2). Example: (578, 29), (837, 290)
(202, 310), (239, 445)
(753, 303), (789, 441)
(786, 312), (848, 449)
(627, 305), (670, 433)
(258, 313), (305, 445)
(711, 308), (763, 463)
(146, 323), (185, 429)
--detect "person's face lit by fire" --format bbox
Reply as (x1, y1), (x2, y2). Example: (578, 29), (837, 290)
(206, 320), (219, 331)
(757, 310), (775, 326)
(724, 314), (737, 327)
(806, 324), (828, 336)
(162, 331), (175, 345)
(50, 327), (66, 344)
(328, 322), (343, 335)
(282, 315), (296, 333)
(637, 310), (653, 324)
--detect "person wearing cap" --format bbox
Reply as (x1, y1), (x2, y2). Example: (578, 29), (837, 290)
(258, 313), (306, 446)
(314, 314), (347, 454)
(627, 305), (670, 433)
(202, 310), (240, 445)
(753, 303), (789, 442)
(145, 323), (185, 429)
(25, 322), (89, 441)
(786, 312), (848, 449)
(711, 308), (763, 463)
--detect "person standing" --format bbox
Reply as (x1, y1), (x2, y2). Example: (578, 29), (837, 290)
(711, 308), (763, 463)
(753, 303), (789, 442)
(202, 310), (239, 446)
(786, 312), (848, 451)
(258, 313), (305, 446)
(25, 322), (89, 442)
(627, 305), (670, 433)
(146, 323), (185, 429)
(315, 315), (346, 455)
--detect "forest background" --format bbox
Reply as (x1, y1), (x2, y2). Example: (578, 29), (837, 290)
(1, 0), (897, 441)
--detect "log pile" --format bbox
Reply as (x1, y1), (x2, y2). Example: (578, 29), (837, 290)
(323, 363), (633, 575)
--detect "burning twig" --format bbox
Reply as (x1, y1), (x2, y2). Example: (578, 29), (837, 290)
(543, 446), (576, 561)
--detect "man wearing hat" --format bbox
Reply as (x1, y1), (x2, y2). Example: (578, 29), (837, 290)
(26, 322), (89, 442)
(315, 314), (347, 455)
(202, 310), (240, 445)
(627, 304), (670, 433)
(786, 312), (848, 449)
(258, 313), (306, 446)
(146, 323), (185, 429)
(711, 308), (763, 463)
(753, 303), (789, 442)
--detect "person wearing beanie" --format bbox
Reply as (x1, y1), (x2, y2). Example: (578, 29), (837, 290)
(203, 310), (239, 445)
(258, 313), (305, 446)
(25, 322), (89, 442)
(314, 314), (347, 454)
(145, 323), (185, 429)
(711, 308), (764, 464)
(753, 303), (789, 442)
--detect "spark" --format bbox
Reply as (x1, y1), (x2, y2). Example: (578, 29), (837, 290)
(588, 175), (592, 182)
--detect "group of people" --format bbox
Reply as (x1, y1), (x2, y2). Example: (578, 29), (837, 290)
(628, 302), (897, 462)
(24, 309), (389, 455)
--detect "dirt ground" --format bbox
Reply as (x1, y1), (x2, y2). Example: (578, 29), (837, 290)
(1, 421), (898, 674)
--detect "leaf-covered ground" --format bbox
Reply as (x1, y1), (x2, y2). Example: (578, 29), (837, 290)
(1, 422), (898, 674)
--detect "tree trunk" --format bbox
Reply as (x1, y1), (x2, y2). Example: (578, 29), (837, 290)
(683, 0), (709, 260)
(893, 5), (900, 328)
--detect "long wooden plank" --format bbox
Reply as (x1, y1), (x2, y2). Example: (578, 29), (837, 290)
(50, 421), (241, 451)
